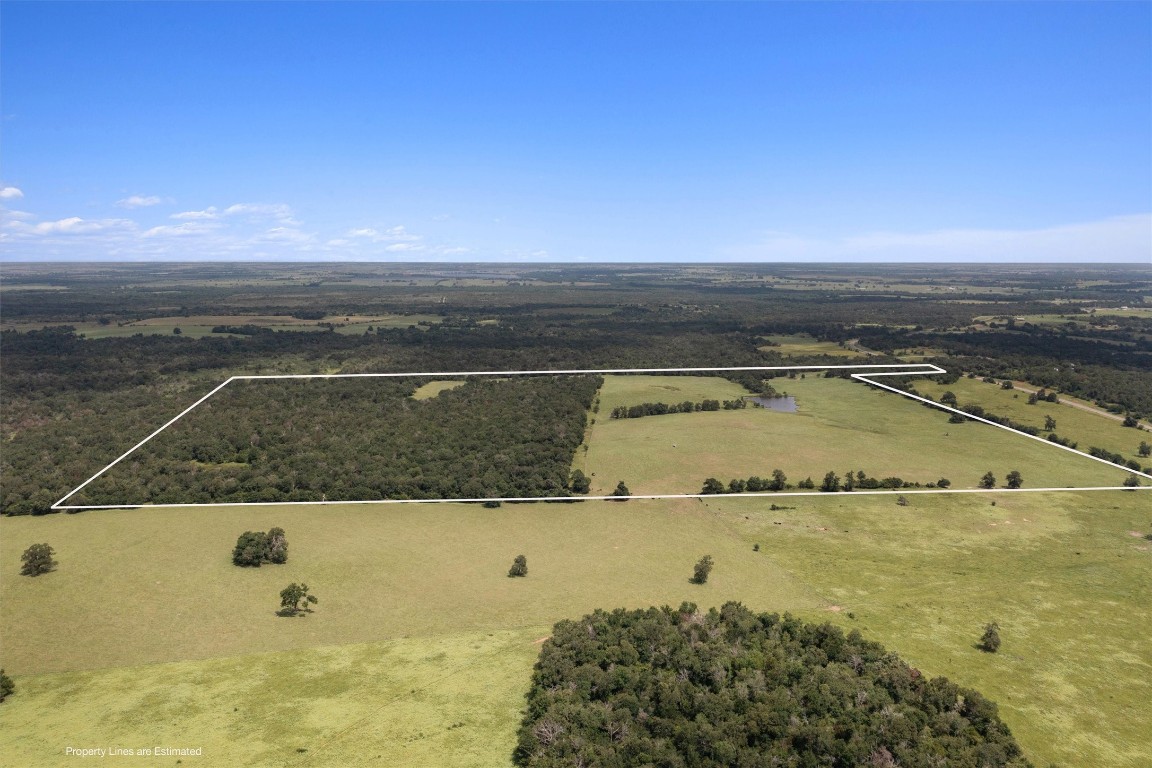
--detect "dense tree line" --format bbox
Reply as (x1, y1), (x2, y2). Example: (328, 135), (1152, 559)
(610, 398), (748, 419)
(515, 602), (1030, 767)
(702, 469), (947, 494)
(70, 375), (601, 505)
(3, 263), (1147, 515)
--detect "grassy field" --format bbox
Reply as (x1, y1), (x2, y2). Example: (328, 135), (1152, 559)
(757, 333), (868, 358)
(409, 380), (466, 400)
(2, 492), (1149, 767)
(706, 491), (1152, 768)
(914, 376), (1150, 466)
(3, 374), (1148, 767)
(581, 375), (1133, 495)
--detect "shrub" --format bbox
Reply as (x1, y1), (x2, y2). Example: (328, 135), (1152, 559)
(0, 670), (13, 702)
(508, 554), (528, 578)
(690, 555), (714, 584)
(980, 622), (1001, 653)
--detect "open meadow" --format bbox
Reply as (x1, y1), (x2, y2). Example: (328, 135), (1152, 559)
(2, 490), (1148, 767)
(580, 375), (1134, 496)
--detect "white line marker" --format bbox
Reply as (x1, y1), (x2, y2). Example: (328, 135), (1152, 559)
(52, 364), (1149, 510)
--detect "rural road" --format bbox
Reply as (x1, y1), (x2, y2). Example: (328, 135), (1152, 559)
(1009, 381), (1150, 429)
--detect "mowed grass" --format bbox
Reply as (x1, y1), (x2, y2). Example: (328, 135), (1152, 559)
(706, 491), (1152, 768)
(581, 375), (1132, 495)
(915, 376), (1151, 464)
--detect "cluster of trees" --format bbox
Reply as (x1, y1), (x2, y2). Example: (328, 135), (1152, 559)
(71, 375), (601, 506)
(1026, 389), (1060, 405)
(232, 528), (288, 567)
(609, 397), (747, 420)
(1089, 447), (1148, 473)
(515, 602), (1030, 767)
(701, 469), (947, 494)
(979, 471), (1023, 489)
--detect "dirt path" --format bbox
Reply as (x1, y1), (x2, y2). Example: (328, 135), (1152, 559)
(1010, 382), (1149, 428)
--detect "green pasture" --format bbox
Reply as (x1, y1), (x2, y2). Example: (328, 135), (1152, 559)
(581, 375), (1132, 496)
(0, 501), (821, 676)
(1, 491), (1149, 767)
(591, 374), (751, 416)
(914, 376), (1150, 465)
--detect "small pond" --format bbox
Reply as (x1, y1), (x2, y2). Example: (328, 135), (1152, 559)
(746, 396), (797, 413)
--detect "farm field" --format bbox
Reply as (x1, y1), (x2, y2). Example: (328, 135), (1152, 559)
(2, 491), (1148, 767)
(913, 376), (1151, 466)
(580, 375), (1134, 496)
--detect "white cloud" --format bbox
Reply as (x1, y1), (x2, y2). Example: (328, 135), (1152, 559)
(171, 207), (219, 220)
(384, 242), (424, 252)
(143, 221), (220, 238)
(0, 186), (24, 199)
(224, 203), (298, 225)
(344, 225), (423, 243)
(18, 216), (136, 235)
(116, 195), (164, 209)
(728, 214), (1152, 263)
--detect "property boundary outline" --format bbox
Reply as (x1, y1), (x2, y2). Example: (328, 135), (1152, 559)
(52, 363), (1151, 509)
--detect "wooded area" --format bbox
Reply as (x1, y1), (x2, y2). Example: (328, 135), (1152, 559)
(515, 602), (1030, 767)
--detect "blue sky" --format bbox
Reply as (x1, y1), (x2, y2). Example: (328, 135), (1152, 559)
(1, 1), (1149, 262)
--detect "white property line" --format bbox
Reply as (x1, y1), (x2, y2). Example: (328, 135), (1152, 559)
(52, 364), (1150, 510)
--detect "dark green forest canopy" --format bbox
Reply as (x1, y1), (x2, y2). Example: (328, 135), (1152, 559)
(516, 603), (1030, 768)
(76, 375), (601, 505)
(2, 264), (1149, 515)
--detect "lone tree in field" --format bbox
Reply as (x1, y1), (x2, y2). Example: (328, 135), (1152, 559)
(1139, 441), (1151, 458)
(1044, 415), (1057, 431)
(691, 555), (714, 584)
(508, 554), (528, 577)
(611, 481), (631, 499)
(278, 583), (318, 616)
(0, 669), (13, 703)
(980, 622), (1001, 653)
(20, 543), (56, 577)
(1005, 470), (1023, 489)
(979, 471), (996, 489)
